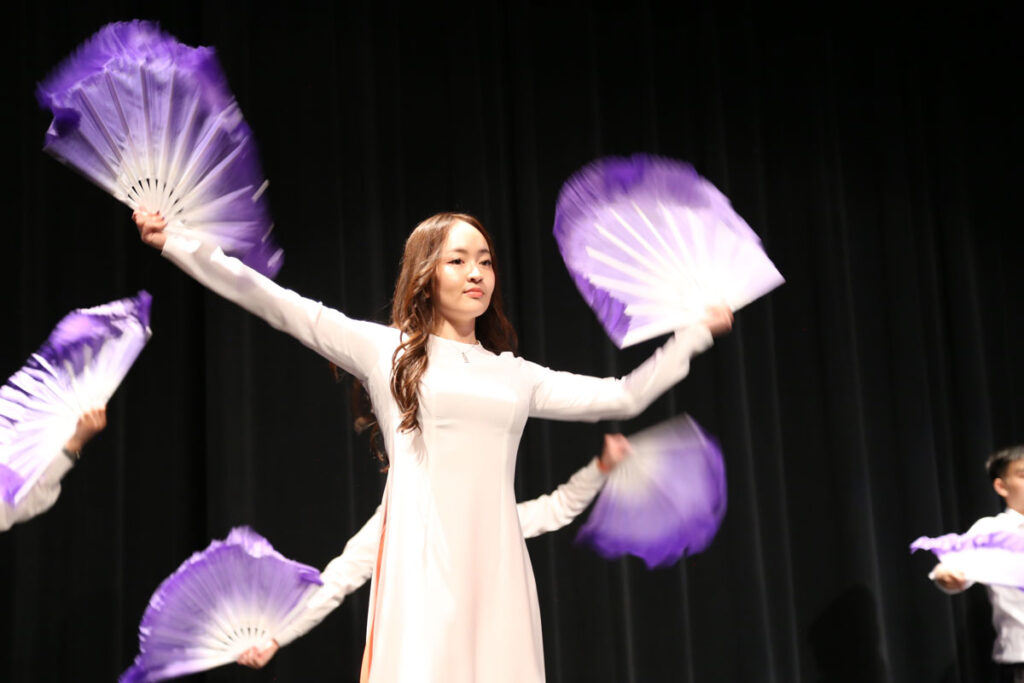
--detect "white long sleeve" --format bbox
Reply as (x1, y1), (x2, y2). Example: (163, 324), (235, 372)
(0, 453), (74, 532)
(275, 507), (384, 647)
(162, 235), (393, 382)
(517, 458), (607, 538)
(525, 325), (713, 422)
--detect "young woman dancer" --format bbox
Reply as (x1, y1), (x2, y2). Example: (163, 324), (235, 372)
(133, 210), (731, 683)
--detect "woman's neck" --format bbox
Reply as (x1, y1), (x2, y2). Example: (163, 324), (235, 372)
(433, 318), (477, 345)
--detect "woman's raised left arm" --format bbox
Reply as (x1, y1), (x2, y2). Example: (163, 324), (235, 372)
(527, 324), (714, 422)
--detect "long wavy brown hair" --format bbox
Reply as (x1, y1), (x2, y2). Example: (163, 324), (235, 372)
(389, 212), (517, 435)
(350, 378), (387, 468)
(329, 366), (388, 468)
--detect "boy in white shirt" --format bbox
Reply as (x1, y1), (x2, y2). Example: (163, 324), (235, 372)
(932, 446), (1024, 683)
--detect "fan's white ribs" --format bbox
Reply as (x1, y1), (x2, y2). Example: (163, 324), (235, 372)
(175, 135), (249, 212)
(591, 222), (674, 283)
(55, 128), (123, 198)
(187, 572), (231, 645)
(1, 353), (79, 505)
(625, 302), (704, 316)
(31, 355), (67, 394)
(240, 563), (257, 642)
(207, 554), (243, 641)
(252, 179), (269, 201)
(648, 201), (689, 272)
(154, 70), (179, 215)
(254, 561), (273, 640)
(278, 585), (319, 635)
(662, 205), (703, 274)
(587, 272), (678, 301)
(584, 246), (683, 293)
(715, 224), (747, 303)
(620, 321), (689, 348)
(232, 557), (257, 643)
(162, 92), (203, 221)
(611, 205), (676, 274)
(138, 66), (158, 211)
(191, 222), (259, 242)
(173, 105), (238, 216)
(175, 185), (255, 225)
(61, 357), (84, 412)
(173, 573), (225, 632)
(74, 90), (137, 200)
(689, 207), (714, 267)
(103, 72), (147, 204)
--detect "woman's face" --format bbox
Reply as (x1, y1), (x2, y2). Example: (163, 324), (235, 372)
(432, 220), (495, 329)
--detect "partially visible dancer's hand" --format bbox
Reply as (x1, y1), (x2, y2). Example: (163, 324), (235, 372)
(237, 639), (279, 669)
(702, 305), (733, 336)
(932, 564), (968, 592)
(599, 434), (631, 472)
(132, 208), (168, 249)
(64, 406), (107, 454)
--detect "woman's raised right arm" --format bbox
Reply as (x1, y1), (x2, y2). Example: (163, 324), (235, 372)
(158, 230), (388, 380)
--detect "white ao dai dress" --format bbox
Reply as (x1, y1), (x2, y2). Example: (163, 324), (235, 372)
(161, 235), (713, 683)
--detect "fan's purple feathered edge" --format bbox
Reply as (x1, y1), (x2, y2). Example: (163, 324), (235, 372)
(36, 21), (237, 170)
(36, 21), (282, 278)
(36, 21), (233, 115)
(121, 526), (322, 683)
(0, 292), (151, 504)
(552, 154), (758, 348)
(38, 291), (152, 375)
(910, 530), (1024, 556)
(576, 417), (727, 568)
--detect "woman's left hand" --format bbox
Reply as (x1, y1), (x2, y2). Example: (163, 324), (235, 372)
(237, 639), (279, 669)
(598, 433), (631, 472)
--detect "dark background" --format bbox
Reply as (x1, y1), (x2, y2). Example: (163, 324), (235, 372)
(1, 2), (1020, 681)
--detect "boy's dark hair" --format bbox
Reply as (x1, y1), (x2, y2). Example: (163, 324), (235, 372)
(986, 446), (1024, 481)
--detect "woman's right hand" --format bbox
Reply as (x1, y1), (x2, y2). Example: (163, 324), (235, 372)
(132, 208), (167, 249)
(237, 639), (279, 669)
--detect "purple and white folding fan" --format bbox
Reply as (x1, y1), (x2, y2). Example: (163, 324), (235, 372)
(121, 527), (323, 683)
(911, 530), (1024, 589)
(37, 21), (282, 277)
(0, 292), (151, 505)
(577, 414), (727, 568)
(554, 154), (784, 348)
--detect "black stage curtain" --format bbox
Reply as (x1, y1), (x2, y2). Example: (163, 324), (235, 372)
(1, 3), (1020, 682)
